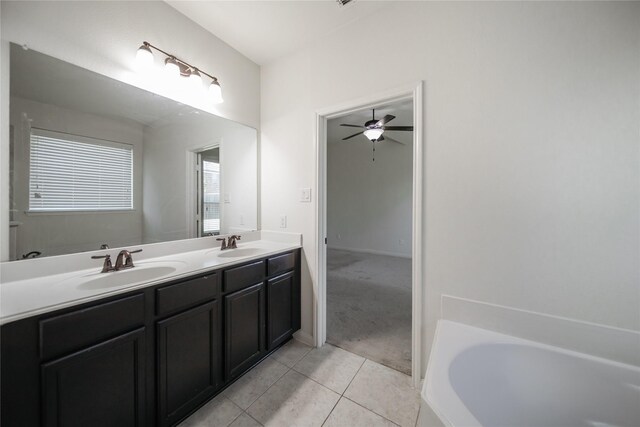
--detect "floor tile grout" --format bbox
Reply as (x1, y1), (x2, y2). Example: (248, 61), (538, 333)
(341, 395), (401, 426)
(241, 342), (312, 417)
(319, 355), (367, 427)
(341, 356), (367, 397)
(242, 410), (265, 426)
(224, 341), (418, 427)
(242, 356), (294, 414)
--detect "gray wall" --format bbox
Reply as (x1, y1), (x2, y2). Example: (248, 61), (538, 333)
(327, 111), (413, 258)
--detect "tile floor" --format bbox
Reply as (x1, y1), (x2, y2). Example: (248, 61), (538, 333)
(179, 339), (421, 427)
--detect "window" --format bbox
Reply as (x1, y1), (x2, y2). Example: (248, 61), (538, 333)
(29, 129), (133, 212)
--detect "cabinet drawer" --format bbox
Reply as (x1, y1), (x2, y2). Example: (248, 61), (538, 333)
(268, 252), (295, 277)
(156, 273), (219, 316)
(223, 261), (265, 293)
(39, 294), (145, 361)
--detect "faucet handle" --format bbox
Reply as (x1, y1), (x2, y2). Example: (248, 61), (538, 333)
(216, 237), (228, 250)
(228, 235), (241, 249)
(91, 254), (114, 273)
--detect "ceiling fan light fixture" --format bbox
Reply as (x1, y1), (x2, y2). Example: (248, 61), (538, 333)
(364, 128), (383, 141)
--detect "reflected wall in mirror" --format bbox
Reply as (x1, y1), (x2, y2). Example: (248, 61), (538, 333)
(7, 43), (258, 260)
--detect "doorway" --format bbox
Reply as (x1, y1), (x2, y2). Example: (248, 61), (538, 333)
(196, 147), (221, 237)
(315, 82), (423, 387)
(326, 100), (413, 374)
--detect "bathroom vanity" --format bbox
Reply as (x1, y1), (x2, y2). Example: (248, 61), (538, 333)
(0, 241), (301, 427)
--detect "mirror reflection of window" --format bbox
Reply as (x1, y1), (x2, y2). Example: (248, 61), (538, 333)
(199, 148), (220, 236)
(29, 128), (133, 212)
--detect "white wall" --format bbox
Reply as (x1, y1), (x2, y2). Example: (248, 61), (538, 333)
(0, 0), (261, 261)
(0, 1), (260, 128)
(327, 116), (413, 258)
(10, 97), (144, 258)
(261, 2), (640, 375)
(221, 129), (259, 234)
(143, 112), (257, 243)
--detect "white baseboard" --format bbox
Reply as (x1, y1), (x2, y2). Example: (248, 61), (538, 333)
(327, 245), (411, 259)
(293, 330), (315, 347)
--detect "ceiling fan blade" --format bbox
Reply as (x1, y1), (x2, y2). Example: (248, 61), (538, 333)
(342, 131), (363, 140)
(340, 124), (365, 128)
(376, 114), (396, 127)
(377, 135), (385, 141)
(382, 135), (406, 145)
(382, 126), (413, 131)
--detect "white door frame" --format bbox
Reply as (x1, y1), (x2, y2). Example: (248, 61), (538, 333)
(314, 81), (424, 388)
(186, 142), (221, 239)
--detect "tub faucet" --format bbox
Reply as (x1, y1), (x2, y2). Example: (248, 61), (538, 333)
(114, 249), (143, 271)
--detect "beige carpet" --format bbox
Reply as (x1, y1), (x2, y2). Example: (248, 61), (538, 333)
(326, 249), (412, 375)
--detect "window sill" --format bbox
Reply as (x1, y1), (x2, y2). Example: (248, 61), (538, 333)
(25, 209), (136, 216)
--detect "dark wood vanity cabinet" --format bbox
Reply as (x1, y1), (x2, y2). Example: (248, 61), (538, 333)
(157, 301), (221, 427)
(41, 328), (147, 427)
(0, 248), (301, 427)
(267, 271), (296, 350)
(225, 282), (266, 380)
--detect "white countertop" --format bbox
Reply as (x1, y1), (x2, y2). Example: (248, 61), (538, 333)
(0, 231), (301, 325)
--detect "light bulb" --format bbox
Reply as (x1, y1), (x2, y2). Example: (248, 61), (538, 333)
(189, 69), (203, 88)
(135, 44), (154, 69)
(209, 79), (223, 104)
(364, 128), (383, 141)
(164, 57), (180, 78)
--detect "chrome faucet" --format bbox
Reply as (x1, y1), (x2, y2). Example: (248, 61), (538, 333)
(216, 235), (241, 251)
(115, 249), (143, 270)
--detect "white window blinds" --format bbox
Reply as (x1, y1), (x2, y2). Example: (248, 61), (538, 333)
(29, 129), (133, 211)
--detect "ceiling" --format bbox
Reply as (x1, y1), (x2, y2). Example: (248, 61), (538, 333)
(327, 99), (414, 146)
(166, 0), (392, 65)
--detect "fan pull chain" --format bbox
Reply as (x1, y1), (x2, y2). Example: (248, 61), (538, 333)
(372, 141), (375, 162)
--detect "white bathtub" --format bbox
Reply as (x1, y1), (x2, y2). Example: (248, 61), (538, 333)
(423, 320), (640, 427)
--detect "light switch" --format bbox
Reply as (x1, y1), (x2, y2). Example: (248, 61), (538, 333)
(300, 188), (311, 202)
(280, 215), (287, 228)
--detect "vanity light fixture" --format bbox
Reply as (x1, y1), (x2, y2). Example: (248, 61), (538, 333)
(135, 41), (224, 104)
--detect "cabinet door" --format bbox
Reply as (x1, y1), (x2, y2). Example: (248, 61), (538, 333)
(157, 300), (221, 427)
(267, 271), (295, 350)
(41, 328), (146, 427)
(225, 282), (265, 380)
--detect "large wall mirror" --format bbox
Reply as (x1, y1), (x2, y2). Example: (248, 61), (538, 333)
(7, 43), (258, 261)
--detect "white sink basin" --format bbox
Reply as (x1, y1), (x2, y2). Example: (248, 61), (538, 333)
(70, 261), (186, 290)
(215, 247), (263, 258)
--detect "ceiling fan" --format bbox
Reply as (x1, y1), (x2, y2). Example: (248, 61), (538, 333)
(340, 108), (413, 145)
